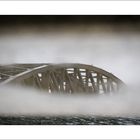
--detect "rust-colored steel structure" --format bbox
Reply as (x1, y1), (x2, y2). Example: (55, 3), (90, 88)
(0, 63), (124, 94)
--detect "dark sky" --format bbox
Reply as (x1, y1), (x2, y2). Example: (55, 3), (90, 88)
(0, 15), (140, 26)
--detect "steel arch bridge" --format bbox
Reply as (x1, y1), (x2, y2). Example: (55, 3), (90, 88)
(0, 63), (124, 94)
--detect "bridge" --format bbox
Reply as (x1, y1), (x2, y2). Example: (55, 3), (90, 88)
(0, 63), (124, 94)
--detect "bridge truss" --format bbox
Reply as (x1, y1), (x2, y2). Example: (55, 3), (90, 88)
(0, 63), (124, 94)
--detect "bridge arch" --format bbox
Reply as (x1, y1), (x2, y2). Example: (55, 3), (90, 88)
(0, 63), (124, 94)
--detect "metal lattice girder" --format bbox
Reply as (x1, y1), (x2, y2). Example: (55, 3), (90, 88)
(0, 63), (124, 94)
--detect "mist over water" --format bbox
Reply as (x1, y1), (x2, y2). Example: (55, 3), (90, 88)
(0, 85), (139, 117)
(0, 23), (140, 117)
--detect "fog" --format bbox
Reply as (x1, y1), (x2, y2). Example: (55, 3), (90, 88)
(0, 85), (139, 117)
(0, 24), (140, 117)
(0, 26), (140, 86)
